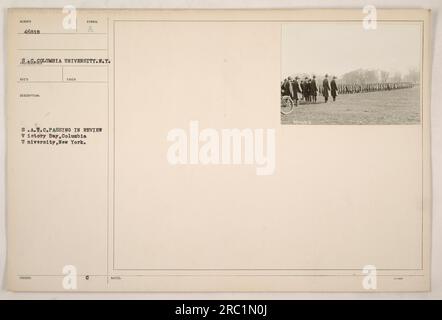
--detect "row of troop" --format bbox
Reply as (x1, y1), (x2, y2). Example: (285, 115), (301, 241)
(329, 82), (415, 94)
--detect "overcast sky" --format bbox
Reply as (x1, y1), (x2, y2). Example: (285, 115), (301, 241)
(281, 22), (422, 79)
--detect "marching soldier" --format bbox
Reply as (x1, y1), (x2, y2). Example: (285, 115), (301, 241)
(283, 77), (293, 99)
(281, 78), (288, 96)
(322, 74), (331, 103)
(292, 76), (302, 106)
(304, 77), (311, 102)
(302, 78), (307, 102)
(299, 78), (305, 102)
(310, 75), (318, 103)
(331, 76), (338, 102)
(307, 79), (313, 102)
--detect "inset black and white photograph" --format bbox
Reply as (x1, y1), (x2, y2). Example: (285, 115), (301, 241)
(281, 22), (422, 125)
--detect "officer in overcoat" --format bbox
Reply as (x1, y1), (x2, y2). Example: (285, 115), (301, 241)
(322, 74), (331, 103)
(330, 76), (338, 102)
(310, 75), (318, 103)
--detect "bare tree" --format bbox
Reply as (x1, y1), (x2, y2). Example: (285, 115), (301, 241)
(403, 67), (420, 83)
(390, 71), (402, 83)
(380, 70), (390, 83)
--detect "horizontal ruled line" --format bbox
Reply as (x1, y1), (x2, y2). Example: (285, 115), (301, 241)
(17, 48), (108, 51)
(17, 81), (107, 83)
(17, 32), (107, 35)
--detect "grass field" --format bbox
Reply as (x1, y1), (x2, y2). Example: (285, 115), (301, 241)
(281, 86), (420, 125)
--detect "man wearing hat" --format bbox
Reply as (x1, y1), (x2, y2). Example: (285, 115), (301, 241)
(292, 76), (302, 106)
(310, 75), (318, 103)
(302, 77), (310, 103)
(322, 74), (331, 103)
(331, 76), (338, 102)
(282, 76), (293, 99)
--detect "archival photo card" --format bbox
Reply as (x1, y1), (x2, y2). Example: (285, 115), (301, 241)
(6, 8), (431, 292)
